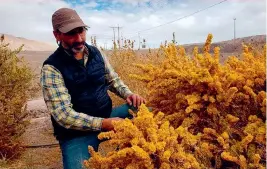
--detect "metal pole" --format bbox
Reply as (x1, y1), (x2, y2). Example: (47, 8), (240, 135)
(110, 26), (116, 49)
(172, 32), (176, 44)
(233, 18), (236, 40)
(118, 24), (120, 49)
(113, 28), (116, 43)
(138, 32), (140, 50)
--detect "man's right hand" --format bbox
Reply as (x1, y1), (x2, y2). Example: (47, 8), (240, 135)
(101, 117), (122, 131)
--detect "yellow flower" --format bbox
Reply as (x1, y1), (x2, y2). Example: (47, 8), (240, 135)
(226, 114), (240, 123)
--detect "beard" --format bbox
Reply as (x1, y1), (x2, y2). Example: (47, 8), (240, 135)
(62, 41), (85, 54)
(71, 41), (85, 53)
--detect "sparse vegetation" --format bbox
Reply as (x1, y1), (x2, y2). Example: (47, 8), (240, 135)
(0, 35), (35, 161)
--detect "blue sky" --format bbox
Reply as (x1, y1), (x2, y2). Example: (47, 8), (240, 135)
(64, 0), (175, 11)
(0, 0), (265, 49)
(65, 0), (123, 10)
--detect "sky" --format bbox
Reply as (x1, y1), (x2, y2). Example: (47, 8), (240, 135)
(0, 0), (266, 49)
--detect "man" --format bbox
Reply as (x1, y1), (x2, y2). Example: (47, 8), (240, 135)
(40, 8), (146, 169)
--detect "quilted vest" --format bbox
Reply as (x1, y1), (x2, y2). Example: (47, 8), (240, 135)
(42, 43), (112, 140)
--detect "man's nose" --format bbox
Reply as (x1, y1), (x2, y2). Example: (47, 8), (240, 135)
(74, 33), (83, 41)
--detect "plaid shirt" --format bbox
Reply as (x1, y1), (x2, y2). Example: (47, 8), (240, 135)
(40, 47), (133, 131)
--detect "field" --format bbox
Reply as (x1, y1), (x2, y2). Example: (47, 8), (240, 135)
(1, 34), (266, 169)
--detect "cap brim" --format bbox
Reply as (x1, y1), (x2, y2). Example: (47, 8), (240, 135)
(59, 22), (89, 33)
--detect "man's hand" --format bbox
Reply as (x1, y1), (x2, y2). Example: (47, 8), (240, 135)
(101, 118), (122, 131)
(126, 94), (146, 108)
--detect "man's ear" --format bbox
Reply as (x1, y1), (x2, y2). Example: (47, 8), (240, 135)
(53, 31), (61, 44)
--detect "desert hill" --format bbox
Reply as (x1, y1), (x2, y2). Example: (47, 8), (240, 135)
(0, 33), (56, 51)
(182, 34), (266, 54)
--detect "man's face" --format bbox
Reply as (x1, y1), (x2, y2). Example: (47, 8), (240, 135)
(54, 27), (87, 53)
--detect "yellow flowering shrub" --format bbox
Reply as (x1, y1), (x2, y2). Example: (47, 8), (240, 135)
(85, 105), (202, 169)
(85, 34), (266, 169)
(0, 36), (34, 160)
(106, 39), (156, 106)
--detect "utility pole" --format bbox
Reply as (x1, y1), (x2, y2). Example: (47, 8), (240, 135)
(110, 26), (116, 49)
(138, 32), (141, 50)
(233, 18), (236, 40)
(117, 24), (122, 49)
(110, 25), (122, 49)
(172, 32), (176, 44)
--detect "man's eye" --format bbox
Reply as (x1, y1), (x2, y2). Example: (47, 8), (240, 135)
(66, 31), (76, 35)
(65, 27), (85, 35)
(78, 27), (85, 33)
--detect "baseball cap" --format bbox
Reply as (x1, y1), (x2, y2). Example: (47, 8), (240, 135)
(52, 8), (89, 33)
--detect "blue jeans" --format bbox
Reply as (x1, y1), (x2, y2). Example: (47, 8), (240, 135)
(59, 104), (135, 169)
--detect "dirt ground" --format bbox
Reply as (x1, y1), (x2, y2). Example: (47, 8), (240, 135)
(1, 99), (63, 169)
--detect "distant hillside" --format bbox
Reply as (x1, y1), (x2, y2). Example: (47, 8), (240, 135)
(0, 34), (56, 51)
(183, 35), (266, 54)
(130, 34), (266, 64)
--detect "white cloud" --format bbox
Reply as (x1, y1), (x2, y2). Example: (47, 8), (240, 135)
(0, 0), (69, 45)
(174, 16), (195, 29)
(112, 0), (150, 6)
(88, 16), (107, 24)
(0, 0), (265, 49)
(83, 1), (98, 8)
(140, 15), (161, 27)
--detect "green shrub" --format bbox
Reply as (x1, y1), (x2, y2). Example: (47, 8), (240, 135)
(0, 35), (34, 160)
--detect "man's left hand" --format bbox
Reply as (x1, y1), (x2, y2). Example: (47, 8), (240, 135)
(126, 94), (146, 108)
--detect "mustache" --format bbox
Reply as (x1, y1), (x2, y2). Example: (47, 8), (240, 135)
(72, 41), (85, 48)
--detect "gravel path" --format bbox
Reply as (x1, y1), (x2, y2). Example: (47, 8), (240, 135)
(2, 98), (63, 169)
(26, 98), (48, 118)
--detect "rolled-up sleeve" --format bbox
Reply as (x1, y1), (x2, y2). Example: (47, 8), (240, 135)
(100, 51), (133, 99)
